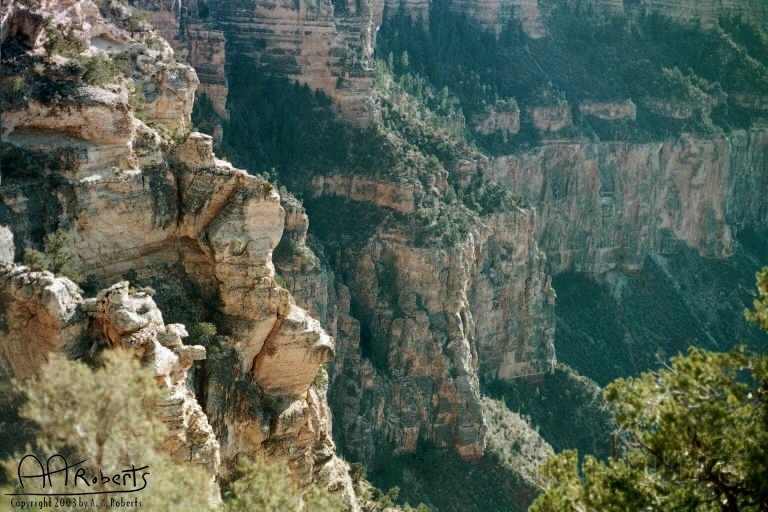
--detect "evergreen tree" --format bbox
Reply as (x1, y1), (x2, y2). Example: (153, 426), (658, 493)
(1, 351), (214, 511)
(530, 268), (768, 512)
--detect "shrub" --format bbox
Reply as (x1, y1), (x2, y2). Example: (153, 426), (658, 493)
(79, 54), (120, 85)
(22, 248), (47, 271)
(43, 23), (86, 58)
(22, 229), (82, 283)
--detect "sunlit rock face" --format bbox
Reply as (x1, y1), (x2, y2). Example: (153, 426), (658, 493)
(275, 190), (555, 464)
(0, 1), (358, 507)
(0, 266), (220, 493)
(133, 0), (379, 126)
(488, 129), (768, 274)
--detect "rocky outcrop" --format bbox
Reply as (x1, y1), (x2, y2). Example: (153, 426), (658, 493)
(275, 192), (555, 463)
(134, 0), (378, 126)
(133, 1), (229, 121)
(579, 100), (637, 121)
(310, 174), (419, 214)
(0, 267), (221, 489)
(528, 102), (572, 133)
(85, 281), (221, 481)
(0, 0), (357, 506)
(472, 100), (521, 136)
(489, 129), (768, 274)
(0, 266), (85, 379)
(0, 227), (13, 264)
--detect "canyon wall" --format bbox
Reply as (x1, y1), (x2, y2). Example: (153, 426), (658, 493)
(275, 190), (555, 463)
(487, 129), (768, 275)
(134, 0), (379, 125)
(132, 0), (768, 131)
(0, 0), (357, 506)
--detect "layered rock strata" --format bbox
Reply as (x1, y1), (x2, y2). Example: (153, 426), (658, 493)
(0, 263), (221, 488)
(0, 0), (357, 506)
(488, 129), (768, 274)
(134, 0), (379, 126)
(275, 192), (555, 462)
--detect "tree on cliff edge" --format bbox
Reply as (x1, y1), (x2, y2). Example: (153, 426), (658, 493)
(530, 268), (768, 512)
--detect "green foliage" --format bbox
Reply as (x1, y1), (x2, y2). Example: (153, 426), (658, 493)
(22, 248), (47, 271)
(221, 457), (342, 512)
(43, 23), (86, 58)
(745, 267), (768, 331)
(376, 2), (768, 147)
(1, 351), (214, 510)
(362, 443), (530, 512)
(531, 344), (768, 511)
(411, 204), (477, 247)
(312, 365), (329, 389)
(375, 65), (467, 155)
(303, 484), (345, 512)
(0, 75), (25, 104)
(43, 229), (80, 281)
(78, 54), (121, 86)
(485, 364), (615, 460)
(191, 321), (218, 339)
(481, 396), (553, 486)
(532, 269), (768, 511)
(22, 229), (82, 282)
(125, 7), (149, 33)
(192, 93), (222, 136)
(222, 58), (358, 179)
(274, 272), (289, 290)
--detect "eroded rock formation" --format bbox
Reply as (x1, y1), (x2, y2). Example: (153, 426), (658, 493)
(0, 262), (221, 490)
(488, 129), (768, 274)
(0, 0), (357, 507)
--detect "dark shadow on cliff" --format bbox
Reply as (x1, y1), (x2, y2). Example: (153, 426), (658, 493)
(483, 365), (614, 461)
(363, 442), (533, 512)
(554, 237), (768, 387)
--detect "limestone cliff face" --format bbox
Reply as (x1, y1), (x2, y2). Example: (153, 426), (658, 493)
(0, 0), (357, 506)
(135, 0), (379, 125)
(488, 129), (768, 275)
(0, 263), (220, 490)
(274, 188), (555, 463)
(132, 1), (229, 121)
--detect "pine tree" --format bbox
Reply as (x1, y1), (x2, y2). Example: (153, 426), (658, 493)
(530, 268), (768, 512)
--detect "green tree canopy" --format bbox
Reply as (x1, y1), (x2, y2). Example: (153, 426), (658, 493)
(530, 268), (768, 512)
(1, 350), (214, 511)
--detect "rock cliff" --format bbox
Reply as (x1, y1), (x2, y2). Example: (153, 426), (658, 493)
(488, 129), (768, 274)
(0, 258), (221, 487)
(0, 0), (357, 507)
(133, 0), (379, 126)
(274, 172), (555, 466)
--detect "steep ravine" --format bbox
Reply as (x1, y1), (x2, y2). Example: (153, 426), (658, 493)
(2, 0), (767, 511)
(201, 1), (767, 508)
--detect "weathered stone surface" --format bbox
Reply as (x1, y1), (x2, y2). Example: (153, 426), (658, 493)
(0, 227), (13, 264)
(175, 131), (216, 169)
(279, 192), (554, 464)
(0, 1), (358, 506)
(134, 0), (377, 126)
(579, 100), (636, 121)
(310, 174), (418, 213)
(0, 271), (222, 490)
(489, 129), (768, 274)
(528, 102), (572, 133)
(0, 266), (84, 379)
(472, 100), (521, 135)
